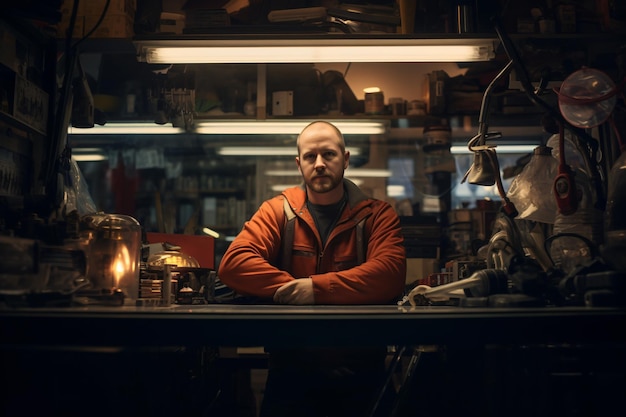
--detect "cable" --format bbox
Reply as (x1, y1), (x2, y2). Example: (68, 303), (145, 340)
(72, 0), (111, 49)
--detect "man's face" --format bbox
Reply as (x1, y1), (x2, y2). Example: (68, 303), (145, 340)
(296, 123), (349, 195)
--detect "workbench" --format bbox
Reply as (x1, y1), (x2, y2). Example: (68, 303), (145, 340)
(1, 304), (625, 417)
(1, 303), (625, 347)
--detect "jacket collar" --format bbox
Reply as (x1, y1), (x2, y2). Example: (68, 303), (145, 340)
(285, 178), (370, 211)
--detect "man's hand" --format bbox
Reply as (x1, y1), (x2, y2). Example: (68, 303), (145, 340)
(273, 278), (314, 305)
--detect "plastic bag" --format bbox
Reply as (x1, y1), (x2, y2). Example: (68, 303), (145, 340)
(64, 158), (97, 216)
(506, 146), (558, 224)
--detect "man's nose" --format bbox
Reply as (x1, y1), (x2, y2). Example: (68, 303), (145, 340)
(314, 155), (326, 169)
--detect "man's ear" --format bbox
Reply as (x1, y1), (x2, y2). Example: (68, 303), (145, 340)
(296, 156), (302, 173)
(344, 151), (350, 169)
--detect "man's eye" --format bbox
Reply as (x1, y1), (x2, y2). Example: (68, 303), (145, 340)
(323, 151), (336, 159)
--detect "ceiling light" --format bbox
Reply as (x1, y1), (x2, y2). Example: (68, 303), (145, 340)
(264, 168), (390, 177)
(135, 38), (496, 63)
(72, 154), (108, 162)
(218, 147), (362, 156)
(387, 185), (406, 197)
(450, 144), (539, 154)
(68, 123), (185, 135)
(202, 227), (220, 239)
(67, 121), (387, 136)
(218, 147), (298, 156)
(345, 168), (392, 177)
(195, 120), (386, 135)
(71, 148), (108, 161)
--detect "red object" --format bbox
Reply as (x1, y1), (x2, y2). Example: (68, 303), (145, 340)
(146, 232), (215, 269)
(110, 151), (139, 216)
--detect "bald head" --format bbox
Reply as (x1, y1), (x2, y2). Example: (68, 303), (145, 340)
(296, 121), (346, 156)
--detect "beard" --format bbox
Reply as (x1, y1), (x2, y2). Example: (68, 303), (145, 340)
(306, 173), (343, 194)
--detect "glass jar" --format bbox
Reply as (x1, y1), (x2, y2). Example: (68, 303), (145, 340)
(81, 213), (142, 304)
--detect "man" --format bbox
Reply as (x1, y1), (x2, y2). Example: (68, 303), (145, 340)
(218, 120), (406, 417)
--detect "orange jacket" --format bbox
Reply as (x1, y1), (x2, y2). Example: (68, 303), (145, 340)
(218, 179), (406, 304)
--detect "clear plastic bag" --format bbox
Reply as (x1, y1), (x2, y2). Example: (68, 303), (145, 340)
(507, 146), (558, 224)
(65, 158), (97, 216)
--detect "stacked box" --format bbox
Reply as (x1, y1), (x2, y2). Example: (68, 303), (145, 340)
(57, 0), (137, 39)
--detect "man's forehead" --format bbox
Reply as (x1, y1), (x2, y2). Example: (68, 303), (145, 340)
(299, 138), (341, 153)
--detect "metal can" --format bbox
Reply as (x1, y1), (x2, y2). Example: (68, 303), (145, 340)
(364, 91), (384, 114)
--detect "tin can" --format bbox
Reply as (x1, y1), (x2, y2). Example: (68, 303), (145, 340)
(389, 97), (406, 116)
(364, 91), (384, 114)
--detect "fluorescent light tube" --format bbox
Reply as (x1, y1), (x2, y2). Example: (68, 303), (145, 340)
(68, 123), (185, 135)
(264, 167), (389, 177)
(72, 154), (108, 162)
(450, 144), (539, 154)
(271, 179), (364, 191)
(218, 147), (298, 156)
(195, 120), (386, 135)
(345, 168), (392, 177)
(136, 38), (496, 63)
(68, 121), (386, 136)
(218, 147), (362, 156)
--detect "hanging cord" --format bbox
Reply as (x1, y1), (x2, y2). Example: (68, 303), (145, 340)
(47, 0), (111, 210)
(460, 58), (518, 217)
(493, 18), (607, 212)
(72, 0), (111, 49)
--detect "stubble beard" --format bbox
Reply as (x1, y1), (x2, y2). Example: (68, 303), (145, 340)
(308, 173), (342, 194)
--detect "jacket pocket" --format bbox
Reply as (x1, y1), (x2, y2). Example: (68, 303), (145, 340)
(332, 254), (358, 270)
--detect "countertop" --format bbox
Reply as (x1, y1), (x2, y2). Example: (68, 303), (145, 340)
(2, 303), (625, 348)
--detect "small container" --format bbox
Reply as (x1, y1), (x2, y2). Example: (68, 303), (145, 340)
(389, 97), (406, 116)
(364, 89), (384, 114)
(81, 213), (142, 304)
(407, 99), (426, 116)
(177, 285), (194, 305)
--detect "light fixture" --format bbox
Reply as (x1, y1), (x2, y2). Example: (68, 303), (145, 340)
(71, 147), (108, 161)
(67, 121), (386, 135)
(135, 37), (496, 64)
(387, 185), (406, 197)
(68, 123), (185, 135)
(72, 154), (108, 162)
(264, 168), (390, 177)
(195, 120), (386, 135)
(202, 227), (220, 239)
(270, 179), (364, 192)
(450, 144), (539, 154)
(218, 146), (362, 156)
(345, 168), (392, 178)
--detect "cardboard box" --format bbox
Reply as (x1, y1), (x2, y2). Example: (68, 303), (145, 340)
(85, 13), (134, 38)
(82, 0), (136, 16)
(57, 0), (136, 38)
